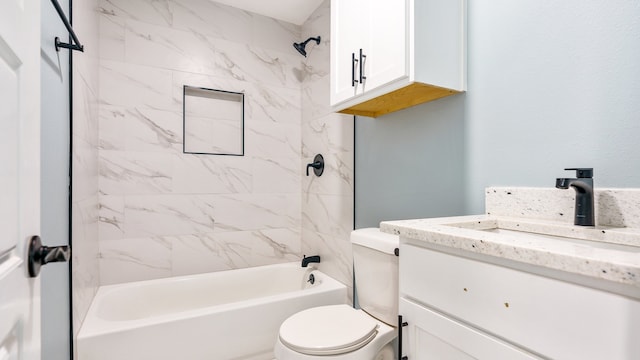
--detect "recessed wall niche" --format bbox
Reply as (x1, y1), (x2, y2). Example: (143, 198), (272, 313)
(183, 85), (244, 156)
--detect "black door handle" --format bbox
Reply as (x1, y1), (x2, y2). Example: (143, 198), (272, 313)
(28, 235), (70, 277)
(398, 315), (409, 360)
(352, 52), (359, 87)
(359, 48), (366, 84)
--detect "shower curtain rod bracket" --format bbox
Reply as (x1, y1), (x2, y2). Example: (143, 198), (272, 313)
(55, 37), (84, 52)
(50, 0), (85, 53)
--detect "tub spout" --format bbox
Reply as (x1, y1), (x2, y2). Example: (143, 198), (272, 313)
(301, 255), (321, 267)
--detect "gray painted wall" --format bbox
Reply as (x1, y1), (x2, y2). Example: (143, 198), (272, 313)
(41, 0), (70, 358)
(355, 95), (466, 228)
(464, 0), (640, 214)
(356, 0), (640, 226)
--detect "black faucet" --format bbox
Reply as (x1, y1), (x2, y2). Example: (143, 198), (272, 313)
(301, 255), (321, 267)
(555, 168), (595, 226)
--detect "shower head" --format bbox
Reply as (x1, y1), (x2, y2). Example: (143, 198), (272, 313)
(293, 36), (321, 57)
(293, 42), (307, 57)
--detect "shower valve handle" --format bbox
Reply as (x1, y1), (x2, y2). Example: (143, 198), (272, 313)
(306, 154), (324, 177)
(306, 162), (321, 176)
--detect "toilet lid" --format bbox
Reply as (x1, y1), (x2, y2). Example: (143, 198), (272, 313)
(279, 304), (379, 356)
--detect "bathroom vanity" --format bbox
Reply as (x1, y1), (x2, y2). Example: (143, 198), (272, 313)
(383, 187), (640, 360)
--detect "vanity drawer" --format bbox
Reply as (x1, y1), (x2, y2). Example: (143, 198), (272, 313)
(399, 298), (540, 360)
(400, 243), (640, 360)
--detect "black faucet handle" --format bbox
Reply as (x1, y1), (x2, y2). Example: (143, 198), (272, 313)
(564, 168), (593, 178)
(306, 154), (324, 177)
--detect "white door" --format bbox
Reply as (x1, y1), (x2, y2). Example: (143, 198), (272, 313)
(0, 0), (42, 359)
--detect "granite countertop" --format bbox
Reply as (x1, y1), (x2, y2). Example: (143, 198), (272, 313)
(381, 215), (640, 289)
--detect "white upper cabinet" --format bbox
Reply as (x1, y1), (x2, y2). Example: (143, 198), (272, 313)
(331, 0), (466, 118)
(363, 0), (407, 93)
(330, 0), (366, 104)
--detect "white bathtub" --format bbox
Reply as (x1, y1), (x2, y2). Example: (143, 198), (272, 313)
(77, 262), (347, 360)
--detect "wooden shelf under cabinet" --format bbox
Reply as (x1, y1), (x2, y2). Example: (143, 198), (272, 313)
(337, 82), (460, 118)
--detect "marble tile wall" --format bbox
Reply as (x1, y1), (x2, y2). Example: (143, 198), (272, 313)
(300, 1), (355, 299)
(71, 0), (101, 345)
(97, 0), (306, 284)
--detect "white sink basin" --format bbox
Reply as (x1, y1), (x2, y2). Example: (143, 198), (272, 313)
(483, 227), (640, 253)
(444, 217), (640, 254)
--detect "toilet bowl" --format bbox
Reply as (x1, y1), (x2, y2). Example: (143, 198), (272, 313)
(273, 305), (396, 359)
(274, 228), (399, 360)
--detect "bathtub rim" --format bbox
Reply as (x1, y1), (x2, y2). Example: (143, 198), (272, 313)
(77, 262), (347, 338)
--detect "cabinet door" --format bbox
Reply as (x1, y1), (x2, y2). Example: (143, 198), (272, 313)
(362, 0), (408, 92)
(399, 299), (541, 360)
(330, 0), (367, 105)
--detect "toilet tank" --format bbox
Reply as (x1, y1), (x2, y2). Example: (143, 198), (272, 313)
(351, 228), (399, 326)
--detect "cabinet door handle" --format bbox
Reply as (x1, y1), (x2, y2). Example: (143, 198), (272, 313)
(351, 52), (359, 87)
(398, 315), (409, 360)
(359, 48), (366, 84)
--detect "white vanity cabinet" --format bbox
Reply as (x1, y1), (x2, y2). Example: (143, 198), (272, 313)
(330, 0), (466, 118)
(398, 241), (640, 360)
(400, 298), (540, 360)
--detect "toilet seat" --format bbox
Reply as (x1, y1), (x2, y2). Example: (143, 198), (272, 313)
(279, 305), (379, 356)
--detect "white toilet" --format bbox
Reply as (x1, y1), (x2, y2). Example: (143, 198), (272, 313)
(274, 228), (399, 359)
